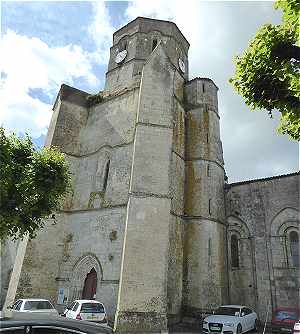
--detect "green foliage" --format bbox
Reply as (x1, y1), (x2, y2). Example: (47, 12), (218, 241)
(0, 128), (71, 240)
(229, 0), (300, 140)
(86, 91), (104, 107)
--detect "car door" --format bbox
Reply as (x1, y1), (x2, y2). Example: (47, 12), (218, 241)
(65, 302), (75, 318)
(240, 308), (250, 331)
(68, 302), (79, 319)
(246, 308), (256, 330)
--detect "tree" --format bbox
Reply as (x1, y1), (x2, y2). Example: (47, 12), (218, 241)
(0, 128), (71, 240)
(229, 0), (300, 140)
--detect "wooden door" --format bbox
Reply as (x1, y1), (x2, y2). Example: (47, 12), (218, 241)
(82, 268), (97, 299)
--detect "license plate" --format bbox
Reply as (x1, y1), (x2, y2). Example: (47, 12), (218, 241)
(87, 315), (96, 320)
(280, 329), (291, 332)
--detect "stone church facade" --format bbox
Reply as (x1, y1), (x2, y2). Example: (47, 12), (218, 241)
(3, 17), (299, 333)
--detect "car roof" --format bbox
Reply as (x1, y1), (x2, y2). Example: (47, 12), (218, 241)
(274, 308), (300, 312)
(18, 299), (51, 302)
(0, 317), (112, 334)
(219, 305), (245, 308)
(74, 300), (103, 304)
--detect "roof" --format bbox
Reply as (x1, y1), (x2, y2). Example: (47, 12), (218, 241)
(113, 16), (189, 48)
(227, 171), (300, 188)
(186, 77), (219, 90)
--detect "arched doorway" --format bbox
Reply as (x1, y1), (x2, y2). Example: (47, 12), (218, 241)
(82, 268), (97, 299)
(69, 254), (102, 301)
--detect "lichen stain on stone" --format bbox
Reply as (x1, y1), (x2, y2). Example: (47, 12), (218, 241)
(88, 191), (108, 209)
(62, 233), (73, 262)
(202, 109), (210, 160)
(185, 161), (195, 215)
(186, 112), (198, 158)
(173, 105), (185, 155)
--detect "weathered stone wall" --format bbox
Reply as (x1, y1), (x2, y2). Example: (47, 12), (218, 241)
(18, 86), (138, 320)
(226, 173), (300, 320)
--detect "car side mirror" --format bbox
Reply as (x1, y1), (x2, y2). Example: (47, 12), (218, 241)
(241, 312), (245, 317)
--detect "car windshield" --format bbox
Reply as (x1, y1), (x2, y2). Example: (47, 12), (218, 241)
(23, 301), (54, 310)
(274, 311), (298, 321)
(214, 307), (240, 316)
(80, 303), (104, 313)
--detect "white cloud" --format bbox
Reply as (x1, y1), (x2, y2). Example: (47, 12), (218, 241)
(0, 30), (99, 136)
(88, 2), (116, 65)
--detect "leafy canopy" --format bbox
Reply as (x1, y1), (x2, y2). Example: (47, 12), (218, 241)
(229, 0), (300, 140)
(0, 128), (71, 240)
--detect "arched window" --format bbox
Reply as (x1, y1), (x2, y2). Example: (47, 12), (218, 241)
(152, 39), (158, 51)
(231, 234), (239, 268)
(290, 231), (299, 267)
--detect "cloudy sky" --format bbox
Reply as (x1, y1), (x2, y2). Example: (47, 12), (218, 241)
(1, 1), (298, 183)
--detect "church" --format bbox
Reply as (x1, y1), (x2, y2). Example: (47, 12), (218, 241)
(2, 17), (299, 333)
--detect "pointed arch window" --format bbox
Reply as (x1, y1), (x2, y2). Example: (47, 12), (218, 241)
(103, 160), (110, 193)
(231, 234), (239, 268)
(152, 39), (158, 51)
(290, 231), (299, 267)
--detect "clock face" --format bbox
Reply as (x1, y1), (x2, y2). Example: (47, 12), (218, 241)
(178, 58), (185, 73)
(115, 50), (127, 64)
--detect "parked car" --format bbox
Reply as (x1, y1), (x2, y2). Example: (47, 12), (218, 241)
(271, 308), (300, 333)
(293, 319), (300, 334)
(202, 305), (259, 334)
(0, 316), (112, 334)
(7, 298), (59, 318)
(62, 300), (107, 324)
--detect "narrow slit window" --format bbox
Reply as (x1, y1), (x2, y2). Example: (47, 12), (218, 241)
(290, 231), (300, 267)
(206, 133), (209, 143)
(208, 199), (212, 215)
(231, 235), (239, 268)
(207, 164), (210, 177)
(202, 82), (205, 93)
(120, 41), (127, 51)
(103, 160), (110, 192)
(152, 39), (158, 51)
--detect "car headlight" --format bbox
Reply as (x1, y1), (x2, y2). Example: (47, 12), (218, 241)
(224, 323), (234, 327)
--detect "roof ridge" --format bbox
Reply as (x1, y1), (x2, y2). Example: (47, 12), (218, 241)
(227, 171), (300, 187)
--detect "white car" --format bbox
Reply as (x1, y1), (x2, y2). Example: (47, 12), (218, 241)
(63, 300), (107, 324)
(294, 319), (300, 334)
(203, 305), (259, 334)
(8, 298), (59, 318)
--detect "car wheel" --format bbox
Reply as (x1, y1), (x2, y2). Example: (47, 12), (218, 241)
(237, 324), (242, 334)
(254, 319), (259, 332)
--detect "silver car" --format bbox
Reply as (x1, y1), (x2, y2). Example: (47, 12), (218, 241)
(8, 298), (59, 318)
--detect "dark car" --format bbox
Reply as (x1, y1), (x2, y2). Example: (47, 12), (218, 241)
(0, 315), (113, 334)
(271, 308), (300, 334)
